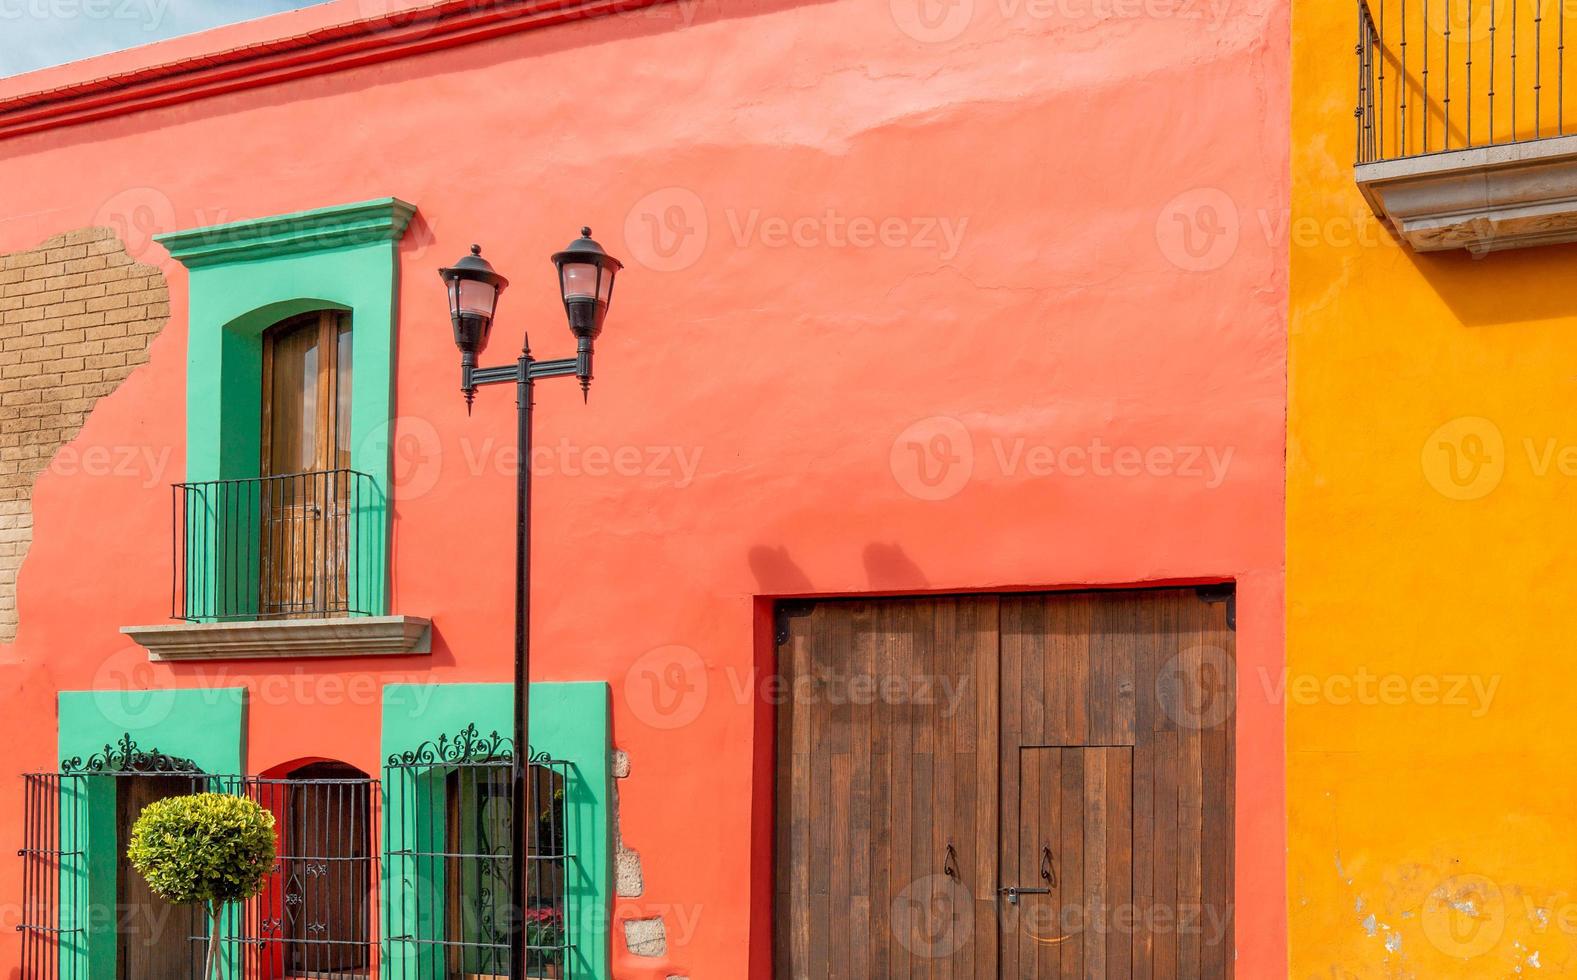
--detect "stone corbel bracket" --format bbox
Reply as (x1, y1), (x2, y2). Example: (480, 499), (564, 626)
(1357, 134), (1577, 255)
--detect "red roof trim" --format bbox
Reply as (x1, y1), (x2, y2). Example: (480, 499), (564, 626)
(0, 0), (668, 142)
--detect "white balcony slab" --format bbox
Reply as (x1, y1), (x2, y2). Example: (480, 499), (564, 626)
(121, 615), (431, 661)
(1356, 134), (1577, 254)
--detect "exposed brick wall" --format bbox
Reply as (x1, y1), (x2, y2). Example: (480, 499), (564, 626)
(0, 228), (168, 643)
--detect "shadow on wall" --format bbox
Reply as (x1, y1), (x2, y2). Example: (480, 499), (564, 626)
(748, 542), (930, 596)
(747, 545), (813, 595)
(861, 542), (928, 590)
(1408, 238), (1577, 329)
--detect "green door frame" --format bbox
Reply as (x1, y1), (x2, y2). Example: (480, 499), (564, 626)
(57, 688), (248, 978)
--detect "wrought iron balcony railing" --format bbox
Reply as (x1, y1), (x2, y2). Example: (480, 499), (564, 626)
(1358, 0), (1577, 163)
(172, 469), (382, 622)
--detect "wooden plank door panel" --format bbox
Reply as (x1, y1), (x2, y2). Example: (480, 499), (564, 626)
(775, 597), (1001, 980)
(1002, 747), (1132, 979)
(117, 776), (195, 979)
(1001, 589), (1234, 979)
(776, 588), (1233, 979)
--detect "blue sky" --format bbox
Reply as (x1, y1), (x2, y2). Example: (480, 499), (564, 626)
(1, 0), (333, 78)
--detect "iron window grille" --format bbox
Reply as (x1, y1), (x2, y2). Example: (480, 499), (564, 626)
(201, 768), (381, 979)
(20, 738), (383, 979)
(384, 724), (574, 979)
(18, 771), (82, 980)
(172, 469), (379, 622)
(19, 738), (210, 980)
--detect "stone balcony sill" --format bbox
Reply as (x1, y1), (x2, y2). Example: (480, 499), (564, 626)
(1356, 134), (1577, 255)
(121, 615), (431, 662)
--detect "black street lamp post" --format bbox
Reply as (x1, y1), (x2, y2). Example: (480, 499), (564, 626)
(440, 228), (623, 979)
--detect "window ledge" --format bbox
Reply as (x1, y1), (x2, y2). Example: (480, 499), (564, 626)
(1357, 134), (1577, 254)
(121, 615), (431, 662)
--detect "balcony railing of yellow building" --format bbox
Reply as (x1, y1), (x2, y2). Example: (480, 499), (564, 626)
(1357, 0), (1577, 163)
(172, 469), (380, 623)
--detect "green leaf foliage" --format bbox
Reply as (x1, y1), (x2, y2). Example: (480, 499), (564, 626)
(126, 793), (277, 907)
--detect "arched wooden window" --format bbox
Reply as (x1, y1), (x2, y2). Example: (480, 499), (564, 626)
(261, 310), (353, 477)
(259, 311), (352, 617)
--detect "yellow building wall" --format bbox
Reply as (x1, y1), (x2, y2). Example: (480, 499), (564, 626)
(1292, 2), (1577, 976)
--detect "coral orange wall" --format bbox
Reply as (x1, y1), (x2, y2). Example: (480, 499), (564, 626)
(0, 0), (1288, 974)
(1290, 3), (1577, 975)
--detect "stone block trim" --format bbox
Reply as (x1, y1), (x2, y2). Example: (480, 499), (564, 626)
(622, 917), (667, 958)
(0, 228), (167, 642)
(613, 747), (644, 899)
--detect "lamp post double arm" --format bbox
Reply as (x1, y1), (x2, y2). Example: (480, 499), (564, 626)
(440, 227), (623, 979)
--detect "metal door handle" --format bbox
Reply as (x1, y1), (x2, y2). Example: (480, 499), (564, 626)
(1042, 845), (1057, 888)
(998, 885), (1051, 905)
(944, 842), (959, 879)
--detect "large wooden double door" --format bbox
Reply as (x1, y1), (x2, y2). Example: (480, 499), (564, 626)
(774, 589), (1235, 979)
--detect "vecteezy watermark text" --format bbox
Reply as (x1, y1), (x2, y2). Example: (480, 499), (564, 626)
(458, 436), (703, 488)
(890, 416), (1235, 502)
(725, 209), (969, 260)
(622, 187), (972, 272)
(0, 0), (168, 28)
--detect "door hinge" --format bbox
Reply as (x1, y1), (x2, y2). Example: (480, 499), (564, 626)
(774, 601), (816, 646)
(1195, 584), (1236, 631)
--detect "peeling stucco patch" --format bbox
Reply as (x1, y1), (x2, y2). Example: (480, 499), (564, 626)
(0, 228), (167, 644)
(1341, 872), (1402, 959)
(0, 501), (31, 644)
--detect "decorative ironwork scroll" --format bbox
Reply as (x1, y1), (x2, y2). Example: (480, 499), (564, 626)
(385, 722), (557, 768)
(59, 732), (201, 774)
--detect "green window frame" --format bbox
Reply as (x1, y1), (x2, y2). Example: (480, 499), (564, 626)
(55, 688), (249, 977)
(381, 682), (613, 980)
(155, 199), (416, 620)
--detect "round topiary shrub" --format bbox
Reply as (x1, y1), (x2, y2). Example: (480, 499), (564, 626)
(127, 793), (277, 979)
